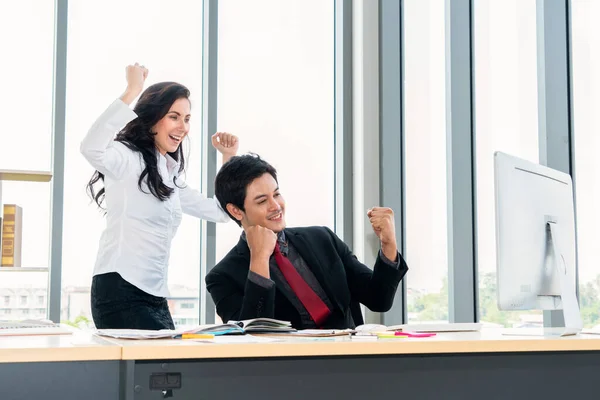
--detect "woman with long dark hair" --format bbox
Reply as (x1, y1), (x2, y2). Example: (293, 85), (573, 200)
(81, 63), (237, 329)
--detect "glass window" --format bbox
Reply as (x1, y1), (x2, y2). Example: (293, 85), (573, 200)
(0, 1), (54, 171)
(0, 1), (55, 321)
(474, 0), (540, 327)
(571, 0), (600, 328)
(403, 0), (449, 323)
(62, 0), (203, 328)
(215, 1), (335, 260)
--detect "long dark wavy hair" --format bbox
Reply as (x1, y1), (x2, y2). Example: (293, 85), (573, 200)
(87, 82), (190, 209)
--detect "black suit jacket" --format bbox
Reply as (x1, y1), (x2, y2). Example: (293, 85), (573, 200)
(206, 227), (408, 329)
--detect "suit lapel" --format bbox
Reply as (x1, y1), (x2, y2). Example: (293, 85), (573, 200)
(285, 229), (347, 313)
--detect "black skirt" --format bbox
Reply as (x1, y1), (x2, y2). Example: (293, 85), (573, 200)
(91, 272), (175, 330)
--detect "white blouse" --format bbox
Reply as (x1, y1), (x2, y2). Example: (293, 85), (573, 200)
(80, 99), (229, 297)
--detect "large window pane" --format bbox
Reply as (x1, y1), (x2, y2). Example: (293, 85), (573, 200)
(474, 0), (540, 327)
(62, 0), (203, 328)
(571, 0), (600, 328)
(0, 1), (55, 320)
(403, 0), (448, 323)
(215, 0), (335, 309)
(0, 1), (54, 171)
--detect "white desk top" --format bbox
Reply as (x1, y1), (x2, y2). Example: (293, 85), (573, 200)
(107, 329), (600, 361)
(4, 329), (600, 363)
(0, 331), (122, 363)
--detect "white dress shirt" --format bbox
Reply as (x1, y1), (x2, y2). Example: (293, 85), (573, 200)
(81, 99), (229, 298)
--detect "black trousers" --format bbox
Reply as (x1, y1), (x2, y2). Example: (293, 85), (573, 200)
(91, 272), (175, 330)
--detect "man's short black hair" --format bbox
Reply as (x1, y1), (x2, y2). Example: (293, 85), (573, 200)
(215, 154), (278, 226)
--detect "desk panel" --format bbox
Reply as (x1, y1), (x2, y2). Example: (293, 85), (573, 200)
(0, 360), (121, 400)
(124, 351), (599, 400)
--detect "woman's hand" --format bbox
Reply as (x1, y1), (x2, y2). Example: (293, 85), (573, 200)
(120, 63), (148, 105)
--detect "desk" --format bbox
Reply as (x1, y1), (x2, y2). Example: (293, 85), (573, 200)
(2, 330), (600, 400)
(110, 330), (600, 400)
(0, 332), (122, 400)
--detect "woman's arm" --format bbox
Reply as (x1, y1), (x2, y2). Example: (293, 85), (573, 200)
(177, 131), (239, 221)
(179, 185), (231, 222)
(80, 64), (148, 180)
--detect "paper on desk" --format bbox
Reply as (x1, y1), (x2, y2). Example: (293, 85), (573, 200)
(95, 329), (182, 339)
(580, 329), (600, 335)
(386, 322), (482, 333)
(95, 323), (247, 339)
(254, 329), (353, 337)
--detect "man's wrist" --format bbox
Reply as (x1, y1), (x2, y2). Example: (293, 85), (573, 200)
(249, 253), (271, 278)
(381, 242), (398, 262)
(250, 249), (271, 262)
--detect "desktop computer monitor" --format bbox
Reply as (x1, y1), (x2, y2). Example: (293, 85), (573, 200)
(494, 151), (582, 335)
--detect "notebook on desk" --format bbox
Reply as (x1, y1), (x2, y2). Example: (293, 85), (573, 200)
(0, 319), (73, 336)
(227, 318), (295, 333)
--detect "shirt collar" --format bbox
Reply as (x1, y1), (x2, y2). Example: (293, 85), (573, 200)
(157, 149), (180, 175)
(241, 230), (286, 245)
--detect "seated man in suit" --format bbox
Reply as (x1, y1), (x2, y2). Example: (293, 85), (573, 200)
(206, 154), (408, 329)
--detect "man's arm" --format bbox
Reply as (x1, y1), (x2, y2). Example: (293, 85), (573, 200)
(206, 268), (276, 322)
(328, 231), (407, 312)
(206, 226), (279, 322)
(327, 207), (408, 312)
(368, 207), (398, 262)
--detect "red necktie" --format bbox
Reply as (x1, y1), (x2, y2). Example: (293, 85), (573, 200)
(273, 243), (331, 326)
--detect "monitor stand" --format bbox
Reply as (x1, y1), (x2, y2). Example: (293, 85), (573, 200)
(502, 219), (582, 338)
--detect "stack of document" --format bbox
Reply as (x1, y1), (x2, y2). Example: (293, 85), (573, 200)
(0, 319), (73, 336)
(354, 322), (482, 334)
(95, 318), (294, 340)
(387, 322), (482, 333)
(253, 329), (354, 338)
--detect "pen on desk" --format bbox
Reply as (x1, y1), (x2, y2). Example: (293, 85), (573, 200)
(181, 333), (214, 339)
